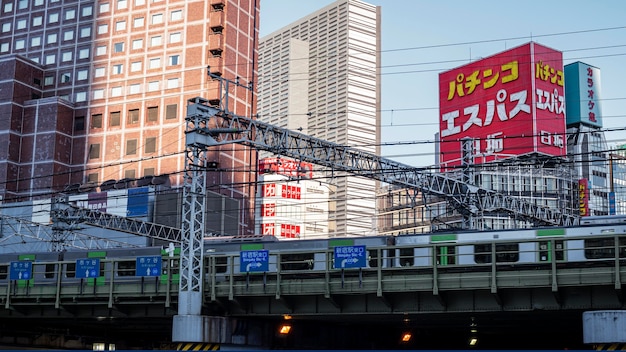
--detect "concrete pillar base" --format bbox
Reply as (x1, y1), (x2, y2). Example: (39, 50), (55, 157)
(583, 310), (626, 344)
(172, 315), (230, 344)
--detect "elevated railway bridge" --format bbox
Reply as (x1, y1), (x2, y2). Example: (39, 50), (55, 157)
(1, 234), (625, 350)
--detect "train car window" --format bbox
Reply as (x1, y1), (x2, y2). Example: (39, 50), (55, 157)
(399, 247), (414, 267)
(584, 238), (626, 259)
(44, 264), (56, 279)
(474, 243), (519, 264)
(0, 264), (7, 280)
(281, 253), (314, 271)
(368, 249), (378, 268)
(539, 240), (565, 262)
(437, 245), (456, 265)
(65, 263), (76, 278)
(117, 260), (136, 277)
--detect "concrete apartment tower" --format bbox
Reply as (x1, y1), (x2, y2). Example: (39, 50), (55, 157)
(258, 0), (381, 237)
(0, 0), (259, 236)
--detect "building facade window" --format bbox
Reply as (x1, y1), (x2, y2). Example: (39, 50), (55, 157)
(145, 137), (156, 153)
(110, 111), (121, 126)
(111, 86), (122, 97)
(148, 81), (158, 91)
(129, 84), (140, 94)
(82, 5), (93, 17)
(150, 35), (161, 46)
(91, 114), (103, 128)
(77, 70), (88, 80)
(89, 144), (100, 159)
(130, 61), (141, 72)
(128, 109), (139, 124)
(151, 13), (162, 24)
(132, 39), (142, 49)
(126, 139), (137, 155)
(165, 104), (177, 119)
(170, 10), (182, 21)
(80, 27), (91, 38)
(149, 58), (160, 69)
(147, 106), (158, 122)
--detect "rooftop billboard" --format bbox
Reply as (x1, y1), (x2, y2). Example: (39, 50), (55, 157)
(564, 61), (603, 128)
(438, 42), (566, 171)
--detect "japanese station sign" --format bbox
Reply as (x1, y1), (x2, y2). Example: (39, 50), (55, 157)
(333, 245), (367, 269)
(9, 261), (32, 280)
(240, 250), (269, 273)
(135, 255), (162, 276)
(75, 258), (101, 278)
(438, 42), (566, 171)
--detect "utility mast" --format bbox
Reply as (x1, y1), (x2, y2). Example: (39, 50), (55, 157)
(172, 70), (251, 345)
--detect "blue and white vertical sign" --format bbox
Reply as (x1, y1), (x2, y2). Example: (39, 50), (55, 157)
(333, 245), (367, 269)
(609, 192), (616, 215)
(240, 250), (269, 273)
(9, 261), (32, 280)
(75, 258), (100, 278)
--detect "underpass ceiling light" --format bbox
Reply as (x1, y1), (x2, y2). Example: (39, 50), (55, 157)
(279, 324), (292, 335)
(401, 332), (412, 342)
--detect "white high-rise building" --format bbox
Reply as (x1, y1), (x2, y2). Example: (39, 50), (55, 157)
(258, 0), (381, 237)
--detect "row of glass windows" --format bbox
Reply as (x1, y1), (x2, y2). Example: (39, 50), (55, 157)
(1, 7), (91, 31)
(3, 0), (90, 15)
(94, 33), (182, 55)
(94, 55), (180, 77)
(95, 9), (182, 35)
(0, 29), (91, 53)
(87, 167), (155, 184)
(91, 105), (178, 129)
(98, 0), (167, 14)
(92, 78), (179, 99)
(89, 136), (157, 160)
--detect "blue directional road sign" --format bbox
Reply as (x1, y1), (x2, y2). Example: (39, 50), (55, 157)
(75, 258), (100, 278)
(136, 255), (162, 276)
(334, 245), (367, 269)
(240, 250), (269, 273)
(9, 261), (32, 280)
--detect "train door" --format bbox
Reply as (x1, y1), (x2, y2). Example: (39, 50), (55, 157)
(538, 240), (565, 262)
(161, 246), (180, 285)
(436, 245), (456, 266)
(431, 234), (458, 267)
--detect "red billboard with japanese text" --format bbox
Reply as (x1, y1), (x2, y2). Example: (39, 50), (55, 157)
(438, 42), (566, 171)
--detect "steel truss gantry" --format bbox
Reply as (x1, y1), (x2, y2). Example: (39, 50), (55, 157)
(186, 96), (579, 229)
(50, 196), (183, 247)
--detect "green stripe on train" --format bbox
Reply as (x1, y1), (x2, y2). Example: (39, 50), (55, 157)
(329, 239), (354, 247)
(431, 234), (457, 242)
(536, 228), (565, 237)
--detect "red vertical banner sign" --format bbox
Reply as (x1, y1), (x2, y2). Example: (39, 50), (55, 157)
(578, 179), (589, 217)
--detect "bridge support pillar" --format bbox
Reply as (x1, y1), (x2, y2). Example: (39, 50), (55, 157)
(583, 310), (626, 350)
(172, 315), (230, 349)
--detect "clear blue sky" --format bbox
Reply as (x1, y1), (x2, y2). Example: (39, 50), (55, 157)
(259, 0), (626, 167)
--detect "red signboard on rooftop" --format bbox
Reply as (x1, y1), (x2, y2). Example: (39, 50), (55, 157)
(438, 42), (566, 171)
